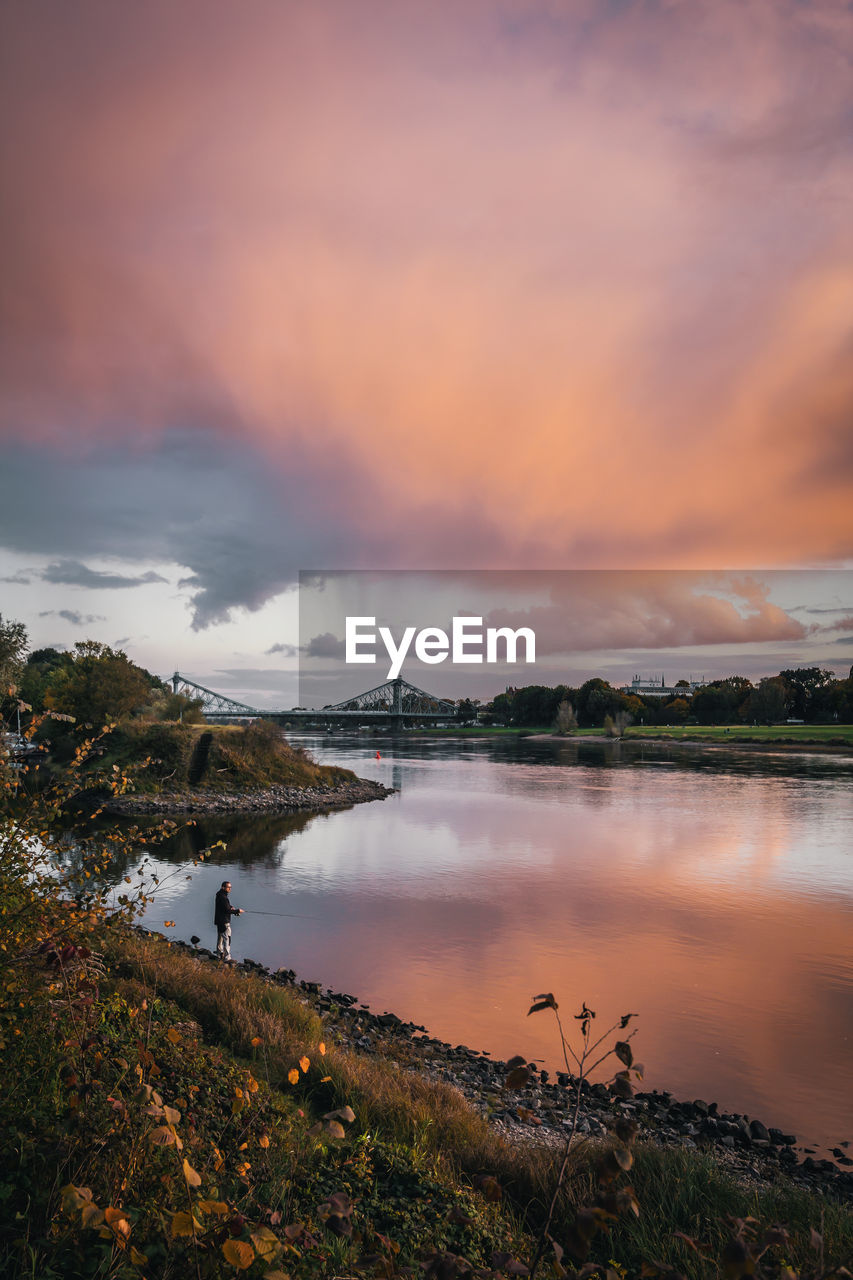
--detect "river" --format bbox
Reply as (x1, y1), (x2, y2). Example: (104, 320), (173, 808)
(131, 733), (853, 1157)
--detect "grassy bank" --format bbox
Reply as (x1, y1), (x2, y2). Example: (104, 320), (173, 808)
(600, 723), (853, 747)
(414, 724), (853, 746)
(52, 719), (360, 795)
(1, 923), (850, 1279)
(2, 757), (850, 1278)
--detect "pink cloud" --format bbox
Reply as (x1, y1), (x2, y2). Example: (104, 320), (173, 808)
(1, 0), (852, 581)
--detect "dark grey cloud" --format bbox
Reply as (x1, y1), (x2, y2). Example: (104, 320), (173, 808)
(0, 430), (529, 630)
(42, 560), (168, 589)
(0, 572), (31, 584)
(39, 609), (106, 626)
(0, 431), (370, 628)
(303, 632), (347, 660)
(266, 642), (299, 657)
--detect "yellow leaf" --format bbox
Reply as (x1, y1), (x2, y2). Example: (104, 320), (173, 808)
(232, 1096), (244, 1115)
(130, 1247), (148, 1264)
(166, 1028), (181, 1044)
(222, 1238), (255, 1269)
(320, 1075), (331, 1083)
(182, 1158), (202, 1187)
(326, 1119), (346, 1139)
(287, 1068), (299, 1085)
(318, 1041), (326, 1056)
(163, 1105), (181, 1125)
(171, 1211), (198, 1238)
(80, 1203), (104, 1229)
(61, 1184), (93, 1214)
(104, 1207), (130, 1237)
(251, 1036), (263, 1046)
(262, 1272), (291, 1280)
(298, 1056), (310, 1074)
(197, 1199), (231, 1216)
(250, 1226), (280, 1259)
(259, 1134), (270, 1148)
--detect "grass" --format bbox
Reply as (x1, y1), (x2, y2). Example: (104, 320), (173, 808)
(618, 723), (853, 746)
(2, 742), (851, 1279)
(2, 919), (851, 1279)
(415, 723), (853, 745)
(81, 718), (359, 794)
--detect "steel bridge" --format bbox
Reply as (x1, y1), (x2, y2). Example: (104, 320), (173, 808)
(171, 672), (457, 726)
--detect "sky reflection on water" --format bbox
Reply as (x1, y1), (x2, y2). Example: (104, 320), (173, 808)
(133, 736), (852, 1155)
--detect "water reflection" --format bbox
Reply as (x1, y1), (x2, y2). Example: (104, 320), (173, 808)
(128, 734), (852, 1155)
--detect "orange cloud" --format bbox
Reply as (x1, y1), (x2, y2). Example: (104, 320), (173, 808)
(2, 0), (852, 575)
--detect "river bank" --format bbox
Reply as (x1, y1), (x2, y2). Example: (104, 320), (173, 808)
(521, 731), (853, 754)
(103, 775), (393, 815)
(151, 928), (853, 1202)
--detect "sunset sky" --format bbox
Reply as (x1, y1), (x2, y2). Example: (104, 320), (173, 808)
(2, 0), (852, 704)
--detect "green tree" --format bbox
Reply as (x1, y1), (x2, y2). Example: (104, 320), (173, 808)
(43, 641), (156, 725)
(455, 698), (479, 724)
(778, 667), (835, 721)
(747, 676), (790, 724)
(0, 613), (27, 696)
(691, 677), (753, 724)
(576, 678), (622, 728)
(18, 647), (73, 713)
(487, 691), (514, 725)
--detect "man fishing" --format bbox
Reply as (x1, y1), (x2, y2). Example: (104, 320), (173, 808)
(214, 880), (243, 962)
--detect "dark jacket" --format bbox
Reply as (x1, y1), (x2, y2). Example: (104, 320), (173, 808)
(214, 888), (239, 929)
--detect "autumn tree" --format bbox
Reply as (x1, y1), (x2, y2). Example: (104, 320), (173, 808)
(663, 696), (690, 723)
(43, 641), (156, 725)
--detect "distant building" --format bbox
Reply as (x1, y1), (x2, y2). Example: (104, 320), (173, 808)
(619, 674), (706, 700)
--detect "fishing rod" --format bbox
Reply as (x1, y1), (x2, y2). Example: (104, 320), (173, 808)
(239, 908), (323, 921)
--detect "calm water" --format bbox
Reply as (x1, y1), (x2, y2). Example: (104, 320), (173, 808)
(132, 735), (853, 1155)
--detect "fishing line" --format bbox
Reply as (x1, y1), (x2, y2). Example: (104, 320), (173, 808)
(240, 908), (323, 921)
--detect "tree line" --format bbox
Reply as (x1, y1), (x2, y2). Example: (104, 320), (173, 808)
(1, 615), (204, 733)
(461, 666), (853, 728)
(3, 613), (852, 735)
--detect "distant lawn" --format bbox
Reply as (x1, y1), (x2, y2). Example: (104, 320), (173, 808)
(416, 723), (853, 744)
(620, 723), (853, 745)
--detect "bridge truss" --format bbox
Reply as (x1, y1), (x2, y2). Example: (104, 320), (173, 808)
(171, 672), (259, 718)
(170, 673), (457, 723)
(324, 677), (456, 719)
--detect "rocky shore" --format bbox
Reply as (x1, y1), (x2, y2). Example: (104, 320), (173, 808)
(103, 777), (393, 815)
(153, 932), (853, 1202)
